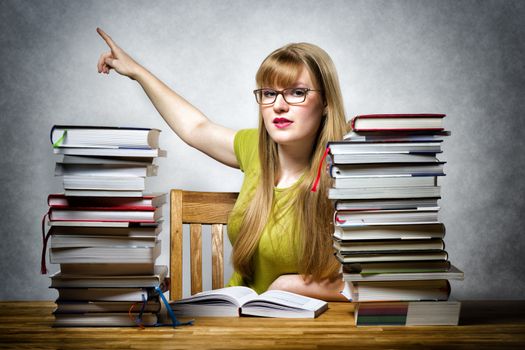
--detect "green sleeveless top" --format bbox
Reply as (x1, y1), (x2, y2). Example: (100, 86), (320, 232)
(226, 129), (304, 294)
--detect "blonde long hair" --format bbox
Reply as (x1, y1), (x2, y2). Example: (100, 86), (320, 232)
(232, 43), (347, 283)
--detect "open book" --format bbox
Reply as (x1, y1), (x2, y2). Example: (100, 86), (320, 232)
(169, 286), (328, 318)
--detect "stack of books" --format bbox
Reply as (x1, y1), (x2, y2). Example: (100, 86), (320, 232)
(44, 125), (168, 327)
(328, 114), (464, 326)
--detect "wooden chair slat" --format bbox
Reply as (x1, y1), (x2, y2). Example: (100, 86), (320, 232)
(170, 190), (183, 300)
(190, 224), (203, 295)
(211, 224), (224, 290)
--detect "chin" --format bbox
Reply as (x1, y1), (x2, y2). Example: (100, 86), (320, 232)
(268, 131), (307, 146)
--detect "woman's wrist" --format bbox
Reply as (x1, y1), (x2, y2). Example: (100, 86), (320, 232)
(130, 64), (149, 82)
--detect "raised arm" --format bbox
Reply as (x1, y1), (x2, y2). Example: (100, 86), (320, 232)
(96, 28), (238, 168)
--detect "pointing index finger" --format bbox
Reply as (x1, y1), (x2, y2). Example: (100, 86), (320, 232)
(96, 27), (118, 51)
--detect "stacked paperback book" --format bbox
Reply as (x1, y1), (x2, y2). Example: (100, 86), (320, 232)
(43, 125), (168, 327)
(328, 114), (464, 326)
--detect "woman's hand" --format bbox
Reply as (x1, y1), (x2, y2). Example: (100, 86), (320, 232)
(96, 27), (143, 79)
(268, 274), (347, 301)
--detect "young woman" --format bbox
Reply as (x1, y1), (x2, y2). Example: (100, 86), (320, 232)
(97, 28), (348, 301)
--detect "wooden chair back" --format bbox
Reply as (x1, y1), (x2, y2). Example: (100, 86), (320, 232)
(169, 189), (238, 300)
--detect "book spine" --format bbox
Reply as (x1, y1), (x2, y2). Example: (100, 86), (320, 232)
(48, 205), (157, 211)
(351, 117), (357, 130)
(353, 127), (445, 132)
(355, 114), (446, 119)
(50, 125), (57, 145)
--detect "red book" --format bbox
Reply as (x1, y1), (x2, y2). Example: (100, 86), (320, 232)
(47, 193), (166, 210)
(351, 114), (446, 132)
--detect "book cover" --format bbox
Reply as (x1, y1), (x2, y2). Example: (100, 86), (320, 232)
(350, 114), (446, 132)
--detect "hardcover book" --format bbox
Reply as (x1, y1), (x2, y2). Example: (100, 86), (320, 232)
(354, 300), (461, 326)
(350, 279), (451, 302)
(50, 125), (161, 149)
(343, 264), (464, 282)
(350, 114), (446, 132)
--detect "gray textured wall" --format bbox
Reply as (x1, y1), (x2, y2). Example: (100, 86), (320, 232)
(1, 0), (524, 300)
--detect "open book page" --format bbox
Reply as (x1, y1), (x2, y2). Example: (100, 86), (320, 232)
(171, 286), (258, 307)
(241, 290), (328, 318)
(242, 290), (326, 310)
(169, 286), (259, 317)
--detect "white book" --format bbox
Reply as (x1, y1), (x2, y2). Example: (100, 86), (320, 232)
(170, 286), (328, 318)
(59, 263), (155, 276)
(50, 265), (168, 288)
(333, 223), (446, 240)
(333, 238), (445, 253)
(50, 125), (160, 149)
(62, 175), (146, 191)
(343, 131), (450, 142)
(343, 265), (464, 282)
(49, 207), (162, 222)
(329, 142), (442, 154)
(50, 235), (156, 248)
(50, 241), (161, 264)
(332, 176), (437, 189)
(335, 250), (448, 264)
(334, 198), (439, 211)
(63, 189), (145, 197)
(335, 209), (439, 226)
(55, 163), (158, 177)
(329, 186), (441, 199)
(329, 153), (439, 164)
(350, 280), (450, 302)
(53, 147), (166, 158)
(330, 163), (445, 177)
(55, 287), (158, 302)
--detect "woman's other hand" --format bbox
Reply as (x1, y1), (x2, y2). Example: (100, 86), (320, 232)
(96, 27), (142, 79)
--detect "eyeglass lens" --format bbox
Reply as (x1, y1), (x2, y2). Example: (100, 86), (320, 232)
(256, 88), (309, 105)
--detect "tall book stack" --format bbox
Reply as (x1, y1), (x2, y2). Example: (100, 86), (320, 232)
(327, 114), (464, 326)
(43, 125), (168, 327)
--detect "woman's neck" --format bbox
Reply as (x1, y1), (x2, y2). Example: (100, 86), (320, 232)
(274, 142), (312, 188)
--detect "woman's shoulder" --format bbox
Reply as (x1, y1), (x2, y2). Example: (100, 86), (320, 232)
(234, 128), (258, 145)
(234, 129), (259, 172)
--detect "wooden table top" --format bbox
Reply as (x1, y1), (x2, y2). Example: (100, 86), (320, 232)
(1, 300), (524, 349)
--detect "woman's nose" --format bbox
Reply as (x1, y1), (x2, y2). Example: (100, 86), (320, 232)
(273, 93), (289, 112)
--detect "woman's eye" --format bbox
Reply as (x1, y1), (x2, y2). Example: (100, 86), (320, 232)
(263, 90), (277, 97)
(291, 89), (306, 97)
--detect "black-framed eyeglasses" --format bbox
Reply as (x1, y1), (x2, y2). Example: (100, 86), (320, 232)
(253, 88), (322, 105)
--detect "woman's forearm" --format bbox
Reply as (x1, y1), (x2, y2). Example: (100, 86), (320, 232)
(268, 274), (347, 301)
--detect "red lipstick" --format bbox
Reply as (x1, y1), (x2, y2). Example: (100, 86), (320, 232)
(273, 118), (293, 129)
